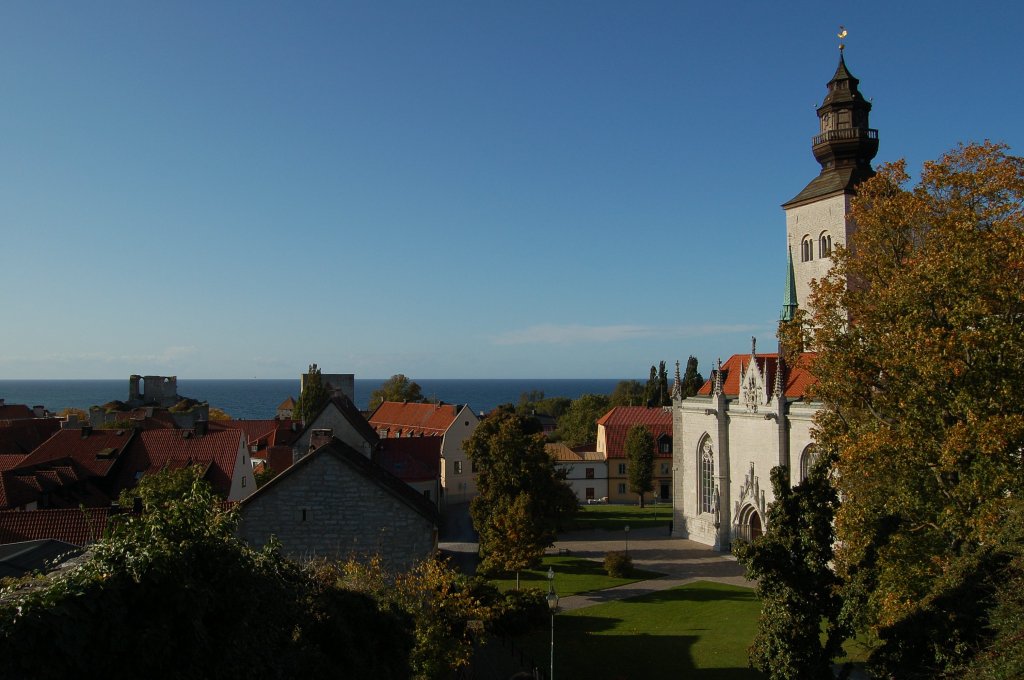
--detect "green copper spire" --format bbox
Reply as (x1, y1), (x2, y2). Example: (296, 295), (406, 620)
(780, 246), (798, 322)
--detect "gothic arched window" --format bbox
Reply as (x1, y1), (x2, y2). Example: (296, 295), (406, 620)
(801, 235), (813, 262)
(699, 436), (715, 514)
(819, 232), (833, 258)
(799, 445), (819, 483)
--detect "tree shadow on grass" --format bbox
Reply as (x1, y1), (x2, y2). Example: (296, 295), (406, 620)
(517, 615), (765, 679)
(628, 582), (760, 605)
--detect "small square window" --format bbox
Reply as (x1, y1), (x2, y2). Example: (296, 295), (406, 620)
(585, 468), (595, 479)
(617, 483), (626, 494)
(454, 461), (463, 474)
(618, 463), (626, 475)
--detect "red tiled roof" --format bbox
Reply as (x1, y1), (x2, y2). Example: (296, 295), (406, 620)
(0, 418), (62, 456)
(696, 352), (818, 399)
(597, 406), (673, 459)
(368, 402), (461, 437)
(0, 455), (27, 471)
(0, 459), (111, 510)
(119, 429), (243, 498)
(0, 405), (35, 420)
(210, 419), (296, 448)
(0, 507), (112, 546)
(376, 437), (441, 483)
(266, 446), (294, 475)
(20, 428), (136, 478)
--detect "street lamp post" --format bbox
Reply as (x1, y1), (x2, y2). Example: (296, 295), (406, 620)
(546, 566), (559, 680)
(624, 524), (630, 557)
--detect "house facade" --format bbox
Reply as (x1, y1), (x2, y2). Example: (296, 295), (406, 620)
(367, 401), (480, 506)
(596, 406), (673, 504)
(547, 443), (608, 503)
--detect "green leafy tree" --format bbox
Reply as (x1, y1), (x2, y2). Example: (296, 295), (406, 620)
(625, 424), (655, 507)
(802, 142), (1024, 676)
(734, 459), (847, 680)
(643, 361), (671, 406)
(294, 363), (331, 424)
(554, 393), (610, 446)
(0, 468), (412, 679)
(680, 355), (704, 398)
(609, 379), (645, 407)
(465, 411), (577, 577)
(338, 556), (491, 680)
(369, 373), (425, 410)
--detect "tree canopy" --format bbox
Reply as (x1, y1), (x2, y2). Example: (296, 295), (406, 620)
(625, 424), (655, 507)
(734, 459), (845, 680)
(369, 374), (425, 410)
(794, 142), (1024, 676)
(643, 361), (671, 406)
(464, 411), (577, 575)
(679, 356), (704, 398)
(554, 393), (610, 446)
(0, 468), (412, 679)
(609, 379), (645, 407)
(294, 363), (331, 424)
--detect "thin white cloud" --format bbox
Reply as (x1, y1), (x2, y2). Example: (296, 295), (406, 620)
(490, 323), (762, 346)
(0, 346), (199, 366)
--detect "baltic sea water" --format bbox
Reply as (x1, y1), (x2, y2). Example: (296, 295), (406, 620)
(0, 378), (627, 419)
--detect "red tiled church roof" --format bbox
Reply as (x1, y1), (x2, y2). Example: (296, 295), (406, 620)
(696, 352), (818, 399)
(596, 406), (673, 459)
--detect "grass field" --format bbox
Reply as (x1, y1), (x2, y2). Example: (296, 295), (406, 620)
(514, 580), (766, 679)
(488, 555), (664, 597)
(565, 502), (674, 531)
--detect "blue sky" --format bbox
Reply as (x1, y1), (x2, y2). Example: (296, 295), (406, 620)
(2, 2), (1021, 379)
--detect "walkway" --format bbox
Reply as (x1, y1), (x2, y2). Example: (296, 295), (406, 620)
(548, 526), (752, 611)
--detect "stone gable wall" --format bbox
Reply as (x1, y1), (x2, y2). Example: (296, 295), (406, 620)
(237, 452), (436, 571)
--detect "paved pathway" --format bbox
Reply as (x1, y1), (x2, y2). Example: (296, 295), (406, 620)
(548, 526), (752, 611)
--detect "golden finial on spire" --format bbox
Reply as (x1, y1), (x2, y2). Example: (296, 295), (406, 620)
(838, 26), (848, 52)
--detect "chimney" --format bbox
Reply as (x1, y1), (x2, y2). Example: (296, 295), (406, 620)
(33, 405), (45, 418)
(195, 420), (209, 436)
(309, 428), (333, 452)
(81, 425), (93, 438)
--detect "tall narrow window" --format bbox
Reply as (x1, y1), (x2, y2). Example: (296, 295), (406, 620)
(801, 236), (813, 262)
(800, 446), (820, 483)
(819, 232), (832, 257)
(699, 436), (715, 514)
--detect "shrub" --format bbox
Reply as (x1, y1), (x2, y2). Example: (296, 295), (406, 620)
(487, 587), (548, 637)
(605, 550), (633, 578)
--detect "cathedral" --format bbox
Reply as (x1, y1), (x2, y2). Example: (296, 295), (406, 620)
(670, 48), (879, 550)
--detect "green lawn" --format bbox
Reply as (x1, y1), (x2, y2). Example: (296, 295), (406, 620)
(489, 555), (664, 597)
(513, 580), (766, 679)
(565, 502), (674, 531)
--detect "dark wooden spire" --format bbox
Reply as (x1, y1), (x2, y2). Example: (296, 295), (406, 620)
(783, 53), (879, 208)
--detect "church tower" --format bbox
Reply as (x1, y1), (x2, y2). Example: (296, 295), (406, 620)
(782, 47), (878, 311)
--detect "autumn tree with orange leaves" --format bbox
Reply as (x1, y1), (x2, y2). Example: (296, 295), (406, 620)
(803, 142), (1024, 677)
